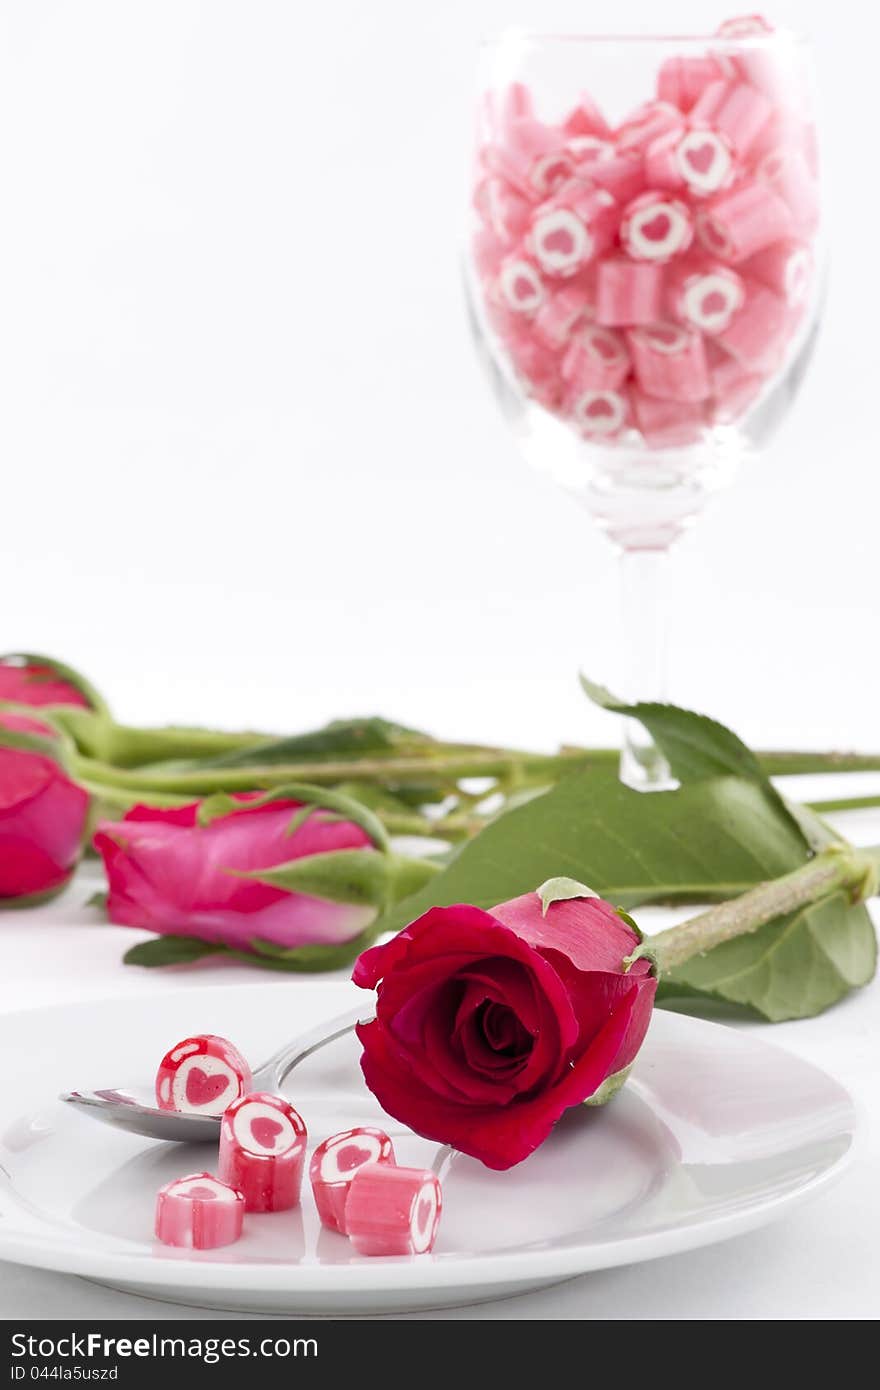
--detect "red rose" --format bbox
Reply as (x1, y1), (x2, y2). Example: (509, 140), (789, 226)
(0, 712), (89, 899)
(353, 881), (657, 1170)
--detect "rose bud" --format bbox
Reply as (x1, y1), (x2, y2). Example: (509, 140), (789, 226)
(0, 711), (89, 902)
(0, 652), (102, 712)
(353, 878), (657, 1171)
(95, 786), (437, 965)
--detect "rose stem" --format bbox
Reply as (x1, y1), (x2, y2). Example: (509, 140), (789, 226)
(650, 845), (880, 972)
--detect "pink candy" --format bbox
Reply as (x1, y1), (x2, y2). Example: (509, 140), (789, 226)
(596, 258), (665, 326)
(696, 181), (792, 262)
(471, 19), (818, 450)
(628, 323), (710, 403)
(155, 1035), (251, 1117)
(155, 1172), (245, 1250)
(620, 191), (693, 263)
(496, 255), (546, 315)
(563, 324), (630, 391)
(345, 1165), (443, 1257)
(218, 1092), (308, 1213)
(310, 1126), (397, 1234)
(530, 180), (617, 277)
(715, 281), (788, 370)
(668, 260), (745, 333)
(567, 386), (630, 440)
(690, 80), (773, 158)
(533, 280), (595, 348)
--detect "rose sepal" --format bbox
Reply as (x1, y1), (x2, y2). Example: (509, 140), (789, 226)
(234, 848), (440, 909)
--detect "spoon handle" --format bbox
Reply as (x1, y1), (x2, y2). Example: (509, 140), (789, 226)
(250, 1006), (369, 1091)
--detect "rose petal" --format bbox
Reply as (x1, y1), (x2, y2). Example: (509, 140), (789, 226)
(357, 983), (645, 1170)
(491, 892), (640, 975)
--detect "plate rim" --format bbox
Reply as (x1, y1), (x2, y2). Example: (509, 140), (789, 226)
(0, 983), (858, 1297)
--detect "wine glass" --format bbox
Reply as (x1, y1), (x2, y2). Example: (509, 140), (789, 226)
(465, 20), (822, 788)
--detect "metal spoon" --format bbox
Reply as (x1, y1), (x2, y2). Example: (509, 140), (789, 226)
(60, 1007), (366, 1142)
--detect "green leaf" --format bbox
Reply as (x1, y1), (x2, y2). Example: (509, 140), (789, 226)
(378, 764), (877, 1018)
(580, 678), (807, 844)
(85, 890), (108, 912)
(658, 892), (877, 1021)
(537, 877), (600, 915)
(123, 936), (222, 966)
(381, 768), (811, 930)
(580, 678), (766, 782)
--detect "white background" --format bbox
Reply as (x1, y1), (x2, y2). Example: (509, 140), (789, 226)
(0, 0), (877, 757)
(0, 0), (879, 1323)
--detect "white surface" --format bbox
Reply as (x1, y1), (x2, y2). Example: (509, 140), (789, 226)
(0, 984), (855, 1315)
(0, 0), (877, 754)
(0, 0), (879, 1321)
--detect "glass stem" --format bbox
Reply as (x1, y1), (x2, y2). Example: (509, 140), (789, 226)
(617, 544), (676, 791)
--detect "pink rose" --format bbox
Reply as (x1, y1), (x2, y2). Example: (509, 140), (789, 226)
(0, 712), (90, 900)
(353, 881), (657, 1170)
(94, 792), (386, 955)
(0, 656), (92, 710)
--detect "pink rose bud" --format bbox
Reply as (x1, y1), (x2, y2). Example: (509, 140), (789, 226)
(155, 1172), (244, 1250)
(627, 322), (711, 403)
(742, 240), (813, 305)
(0, 712), (89, 901)
(695, 180), (792, 262)
(714, 281), (789, 370)
(310, 1127), (397, 1233)
(633, 391), (707, 449)
(596, 257), (665, 326)
(0, 656), (94, 710)
(95, 789), (393, 960)
(690, 79), (774, 158)
(566, 385), (631, 441)
(620, 191), (693, 263)
(530, 180), (617, 277)
(533, 280), (596, 349)
(218, 1092), (307, 1212)
(345, 1165), (442, 1257)
(496, 254), (547, 315)
(156, 1034), (251, 1115)
(562, 324), (630, 392)
(667, 259), (745, 333)
(616, 100), (683, 153)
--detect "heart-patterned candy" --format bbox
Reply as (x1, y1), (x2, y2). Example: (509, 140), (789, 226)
(621, 193), (693, 263)
(185, 1067), (230, 1107)
(675, 130), (732, 195)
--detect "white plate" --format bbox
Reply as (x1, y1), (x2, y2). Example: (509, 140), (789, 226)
(0, 982), (855, 1314)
